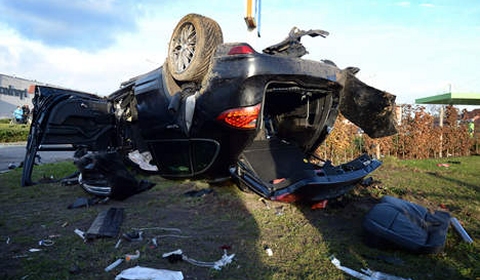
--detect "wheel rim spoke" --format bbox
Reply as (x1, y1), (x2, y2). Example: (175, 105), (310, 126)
(172, 23), (196, 73)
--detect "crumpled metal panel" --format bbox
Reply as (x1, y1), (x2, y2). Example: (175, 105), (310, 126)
(337, 70), (398, 138)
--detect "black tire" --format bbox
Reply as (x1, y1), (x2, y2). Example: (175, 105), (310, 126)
(167, 13), (223, 82)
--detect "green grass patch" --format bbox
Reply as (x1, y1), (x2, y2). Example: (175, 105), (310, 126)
(0, 157), (478, 279)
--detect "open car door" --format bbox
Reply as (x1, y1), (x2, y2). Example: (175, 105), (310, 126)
(22, 85), (115, 186)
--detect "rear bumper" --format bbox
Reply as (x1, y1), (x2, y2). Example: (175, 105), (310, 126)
(230, 154), (381, 202)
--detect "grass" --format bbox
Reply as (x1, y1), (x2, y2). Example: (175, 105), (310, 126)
(0, 156), (478, 279)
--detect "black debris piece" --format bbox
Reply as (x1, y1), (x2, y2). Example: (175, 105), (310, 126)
(85, 207), (124, 239)
(122, 230), (143, 242)
(75, 151), (155, 200)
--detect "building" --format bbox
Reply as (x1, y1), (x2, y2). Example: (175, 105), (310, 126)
(0, 74), (42, 119)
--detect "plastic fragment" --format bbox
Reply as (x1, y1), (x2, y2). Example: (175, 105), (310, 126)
(330, 255), (412, 280)
(450, 217), (474, 243)
(114, 266), (183, 280)
(105, 258), (123, 272)
(264, 246), (273, 256)
(150, 238), (158, 248)
(38, 239), (54, 246)
(74, 229), (85, 240)
(330, 255), (370, 280)
(125, 250), (140, 261)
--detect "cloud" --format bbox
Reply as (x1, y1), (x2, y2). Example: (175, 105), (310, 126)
(395, 1), (411, 7)
(420, 3), (435, 8)
(0, 0), (143, 52)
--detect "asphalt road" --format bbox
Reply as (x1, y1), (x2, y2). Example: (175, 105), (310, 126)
(0, 143), (74, 173)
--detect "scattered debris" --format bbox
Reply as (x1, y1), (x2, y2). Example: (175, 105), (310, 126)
(122, 231), (144, 242)
(436, 163), (450, 168)
(74, 229), (86, 240)
(150, 238), (158, 248)
(6, 237), (10, 244)
(38, 239), (54, 246)
(127, 227), (189, 240)
(125, 250), (141, 261)
(330, 255), (412, 280)
(114, 266), (183, 280)
(264, 245), (273, 257)
(163, 249), (235, 270)
(450, 217), (474, 243)
(86, 207), (124, 239)
(259, 198), (270, 209)
(105, 258), (124, 272)
(38, 174), (56, 183)
(154, 234), (191, 239)
(275, 205), (285, 216)
(74, 151), (155, 200)
(28, 248), (42, 253)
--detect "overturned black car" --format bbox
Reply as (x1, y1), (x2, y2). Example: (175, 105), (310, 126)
(22, 14), (397, 202)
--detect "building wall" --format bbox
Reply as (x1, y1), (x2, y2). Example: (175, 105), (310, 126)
(0, 74), (36, 119)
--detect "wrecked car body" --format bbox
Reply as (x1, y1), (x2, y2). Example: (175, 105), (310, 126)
(21, 14), (397, 202)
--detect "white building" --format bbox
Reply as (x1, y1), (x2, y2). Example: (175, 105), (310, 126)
(0, 74), (39, 119)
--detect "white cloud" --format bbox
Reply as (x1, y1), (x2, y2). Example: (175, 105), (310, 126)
(396, 2), (411, 7)
(420, 3), (435, 8)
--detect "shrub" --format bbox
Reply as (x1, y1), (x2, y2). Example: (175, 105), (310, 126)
(0, 122), (30, 142)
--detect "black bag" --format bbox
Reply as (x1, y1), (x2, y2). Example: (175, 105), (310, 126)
(362, 196), (450, 254)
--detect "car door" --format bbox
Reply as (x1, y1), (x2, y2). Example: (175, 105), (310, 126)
(22, 85), (115, 186)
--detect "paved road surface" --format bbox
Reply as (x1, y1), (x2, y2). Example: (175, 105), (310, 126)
(0, 143), (74, 173)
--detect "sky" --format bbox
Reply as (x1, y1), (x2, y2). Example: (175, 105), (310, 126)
(0, 0), (479, 106)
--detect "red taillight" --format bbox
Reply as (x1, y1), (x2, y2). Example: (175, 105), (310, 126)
(227, 45), (255, 55)
(216, 104), (261, 129)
